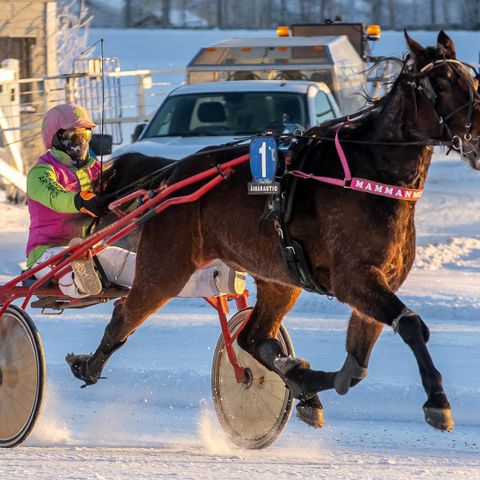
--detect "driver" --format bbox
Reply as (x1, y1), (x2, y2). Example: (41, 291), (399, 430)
(26, 103), (245, 298)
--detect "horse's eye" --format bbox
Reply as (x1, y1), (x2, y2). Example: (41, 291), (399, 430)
(435, 80), (450, 93)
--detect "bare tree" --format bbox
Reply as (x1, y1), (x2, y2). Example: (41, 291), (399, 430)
(320, 0), (330, 21)
(124, 0), (132, 27)
(431, 0), (436, 25)
(387, 0), (396, 28)
(162, 0), (171, 26)
(442, 0), (450, 26)
(371, 0), (382, 24)
(280, 0), (287, 24)
(216, 0), (223, 28)
(56, 0), (93, 74)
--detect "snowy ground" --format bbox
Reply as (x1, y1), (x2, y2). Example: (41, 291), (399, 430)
(1, 29), (480, 479)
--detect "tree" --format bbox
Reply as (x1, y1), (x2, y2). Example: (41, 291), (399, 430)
(124, 0), (132, 27)
(388, 0), (396, 28)
(431, 0), (436, 25)
(216, 0), (223, 28)
(162, 0), (171, 26)
(371, 0), (382, 24)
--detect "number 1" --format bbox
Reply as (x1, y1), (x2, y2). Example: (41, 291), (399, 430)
(259, 141), (267, 178)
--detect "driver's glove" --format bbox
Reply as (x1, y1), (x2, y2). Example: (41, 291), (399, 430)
(74, 191), (110, 217)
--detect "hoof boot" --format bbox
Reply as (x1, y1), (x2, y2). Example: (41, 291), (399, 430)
(66, 353), (104, 387)
(296, 396), (325, 429)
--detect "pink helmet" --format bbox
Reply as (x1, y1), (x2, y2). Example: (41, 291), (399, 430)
(41, 104), (96, 149)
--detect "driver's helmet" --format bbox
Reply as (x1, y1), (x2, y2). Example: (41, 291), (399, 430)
(42, 104), (96, 149)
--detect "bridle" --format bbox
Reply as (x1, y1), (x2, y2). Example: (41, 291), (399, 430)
(285, 57), (480, 155)
(408, 57), (480, 156)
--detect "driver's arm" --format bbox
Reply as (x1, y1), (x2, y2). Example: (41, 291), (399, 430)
(27, 164), (78, 213)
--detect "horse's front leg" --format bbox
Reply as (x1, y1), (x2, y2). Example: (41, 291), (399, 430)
(237, 277), (335, 428)
(333, 264), (454, 431)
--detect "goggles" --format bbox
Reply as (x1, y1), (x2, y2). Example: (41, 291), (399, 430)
(62, 129), (93, 142)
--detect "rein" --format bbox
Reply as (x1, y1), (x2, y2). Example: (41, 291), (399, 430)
(285, 57), (480, 202)
(289, 126), (423, 202)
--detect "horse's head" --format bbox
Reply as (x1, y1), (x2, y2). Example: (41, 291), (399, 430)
(405, 30), (480, 169)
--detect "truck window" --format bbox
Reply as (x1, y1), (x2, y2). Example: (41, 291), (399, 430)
(314, 91), (335, 124)
(193, 46), (329, 66)
(144, 92), (309, 137)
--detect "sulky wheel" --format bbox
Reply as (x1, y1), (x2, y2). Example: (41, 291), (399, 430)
(212, 308), (294, 449)
(0, 305), (45, 447)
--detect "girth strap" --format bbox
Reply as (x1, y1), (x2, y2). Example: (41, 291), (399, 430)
(261, 137), (330, 296)
(273, 219), (330, 295)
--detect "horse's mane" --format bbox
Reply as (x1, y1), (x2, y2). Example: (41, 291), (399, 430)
(100, 153), (176, 197)
(306, 55), (409, 141)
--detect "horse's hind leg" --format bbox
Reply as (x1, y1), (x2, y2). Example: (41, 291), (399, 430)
(333, 265), (454, 431)
(66, 213), (199, 386)
(333, 311), (383, 395)
(237, 278), (335, 428)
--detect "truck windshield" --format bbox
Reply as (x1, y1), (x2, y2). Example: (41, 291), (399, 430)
(143, 92), (309, 137)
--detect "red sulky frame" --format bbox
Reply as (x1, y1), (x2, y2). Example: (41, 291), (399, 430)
(0, 154), (252, 383)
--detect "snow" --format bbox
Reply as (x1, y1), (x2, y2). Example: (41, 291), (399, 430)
(1, 29), (480, 478)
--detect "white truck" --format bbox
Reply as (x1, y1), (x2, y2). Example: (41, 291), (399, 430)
(113, 79), (340, 159)
(113, 23), (382, 159)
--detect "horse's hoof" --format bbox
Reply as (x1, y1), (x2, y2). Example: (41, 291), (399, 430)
(423, 407), (454, 432)
(296, 397), (325, 429)
(65, 353), (101, 387)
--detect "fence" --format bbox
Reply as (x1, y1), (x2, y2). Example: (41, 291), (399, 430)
(0, 60), (184, 193)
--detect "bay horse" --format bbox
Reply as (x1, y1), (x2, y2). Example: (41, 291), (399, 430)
(67, 31), (480, 432)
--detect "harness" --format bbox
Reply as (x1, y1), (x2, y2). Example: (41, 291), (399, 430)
(261, 57), (480, 295)
(262, 137), (332, 295)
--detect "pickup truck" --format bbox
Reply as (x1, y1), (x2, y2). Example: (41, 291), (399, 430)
(112, 79), (341, 159)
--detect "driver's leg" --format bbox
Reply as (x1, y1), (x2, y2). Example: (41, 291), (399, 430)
(33, 247), (90, 298)
(97, 247), (246, 296)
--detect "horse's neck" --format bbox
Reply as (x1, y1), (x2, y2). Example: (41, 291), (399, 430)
(368, 81), (435, 189)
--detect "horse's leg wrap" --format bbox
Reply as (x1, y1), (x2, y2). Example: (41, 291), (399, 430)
(66, 335), (126, 387)
(255, 339), (313, 399)
(273, 356), (315, 400)
(254, 339), (336, 400)
(334, 353), (368, 395)
(392, 307), (430, 343)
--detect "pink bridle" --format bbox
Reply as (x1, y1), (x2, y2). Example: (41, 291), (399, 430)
(290, 125), (423, 202)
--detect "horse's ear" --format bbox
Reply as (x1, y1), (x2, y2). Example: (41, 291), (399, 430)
(437, 30), (456, 58)
(404, 30), (425, 59)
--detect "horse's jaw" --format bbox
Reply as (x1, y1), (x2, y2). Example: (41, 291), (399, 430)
(463, 145), (480, 170)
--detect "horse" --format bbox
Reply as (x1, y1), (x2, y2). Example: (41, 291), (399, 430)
(67, 31), (480, 432)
